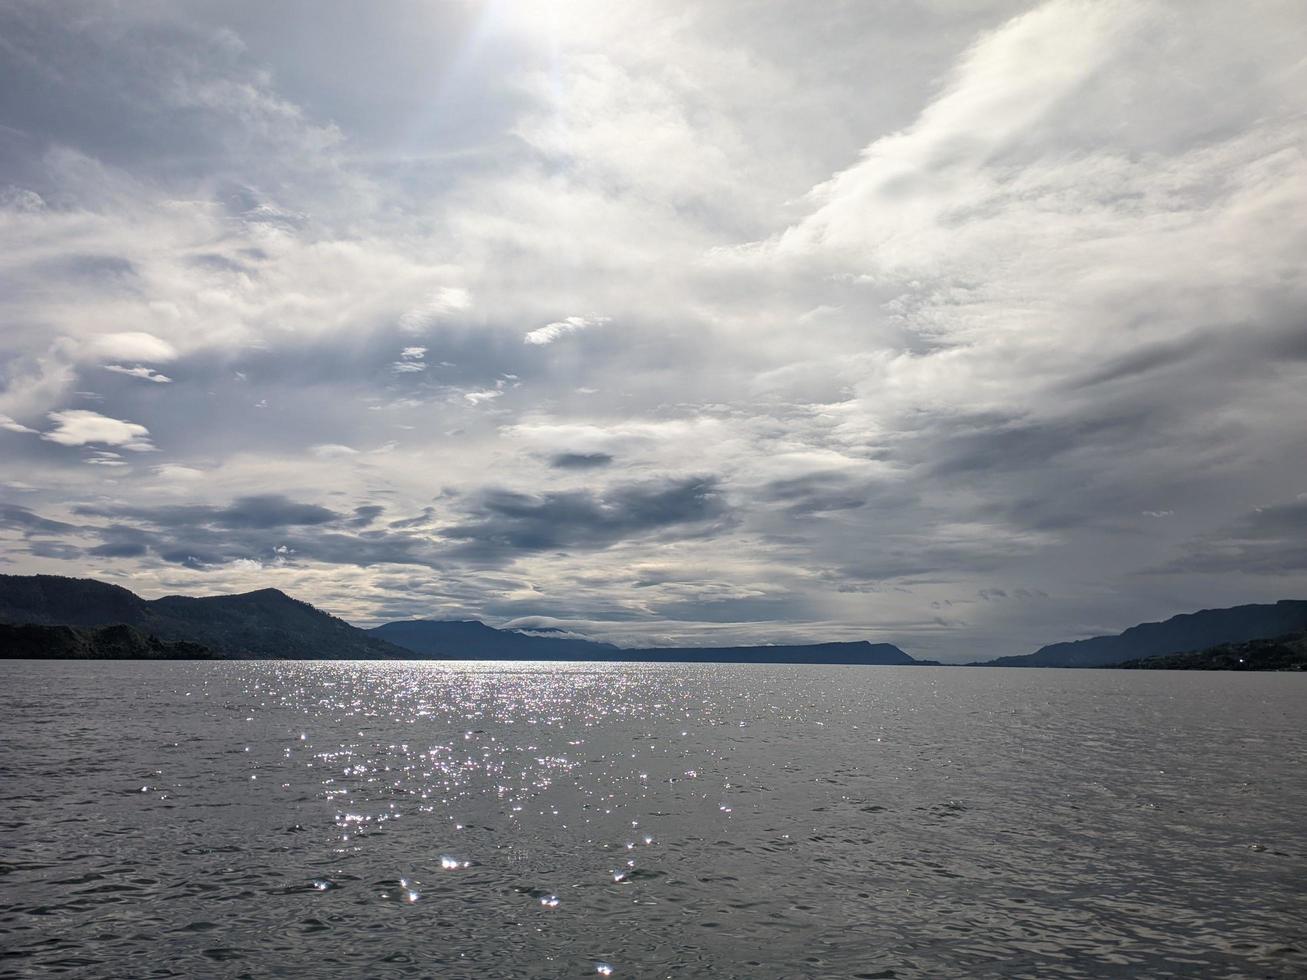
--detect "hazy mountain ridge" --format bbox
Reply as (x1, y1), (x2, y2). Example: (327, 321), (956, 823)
(625, 641), (924, 666)
(369, 619), (622, 660)
(974, 600), (1307, 667)
(370, 620), (924, 664)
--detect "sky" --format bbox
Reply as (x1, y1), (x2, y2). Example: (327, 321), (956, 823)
(1, 0), (1305, 662)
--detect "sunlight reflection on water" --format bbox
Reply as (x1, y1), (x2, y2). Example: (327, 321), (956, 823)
(2, 660), (1305, 978)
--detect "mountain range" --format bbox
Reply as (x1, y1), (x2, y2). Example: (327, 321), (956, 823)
(368, 619), (920, 664)
(0, 575), (921, 664)
(974, 600), (1307, 667)
(1, 574), (1304, 668)
(0, 574), (402, 659)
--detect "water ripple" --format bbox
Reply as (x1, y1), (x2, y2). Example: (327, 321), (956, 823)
(1, 661), (1304, 978)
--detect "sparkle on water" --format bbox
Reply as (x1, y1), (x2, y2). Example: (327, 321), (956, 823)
(2, 660), (1305, 978)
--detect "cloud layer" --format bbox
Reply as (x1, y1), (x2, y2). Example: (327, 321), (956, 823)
(2, 0), (1306, 660)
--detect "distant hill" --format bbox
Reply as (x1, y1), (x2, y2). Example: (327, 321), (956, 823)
(1115, 631), (1307, 671)
(0, 574), (409, 659)
(0, 623), (215, 659)
(0, 575), (924, 663)
(370, 620), (622, 659)
(626, 641), (923, 665)
(975, 600), (1307, 667)
(372, 620), (925, 665)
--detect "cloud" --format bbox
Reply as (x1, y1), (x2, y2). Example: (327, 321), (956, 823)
(41, 410), (156, 451)
(775, 0), (1148, 263)
(19, 494), (444, 572)
(89, 537), (149, 558)
(86, 333), (179, 364)
(153, 464), (206, 480)
(391, 352), (427, 374)
(398, 288), (472, 331)
(0, 414), (38, 434)
(524, 315), (611, 346)
(550, 452), (615, 469)
(0, 504), (77, 535)
(1160, 497), (1307, 574)
(2, 0), (1306, 659)
(348, 504), (385, 527)
(103, 364), (173, 383)
(85, 450), (129, 467)
(761, 472), (874, 516)
(390, 345), (430, 373)
(77, 494), (340, 530)
(310, 443), (360, 458)
(442, 476), (728, 562)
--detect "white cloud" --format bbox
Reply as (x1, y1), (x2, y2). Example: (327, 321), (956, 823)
(85, 450), (128, 467)
(0, 185), (46, 212)
(42, 410), (156, 451)
(0, 414), (38, 434)
(398, 287), (471, 331)
(86, 332), (179, 363)
(524, 315), (611, 346)
(153, 464), (206, 480)
(391, 346), (428, 373)
(103, 364), (173, 383)
(310, 443), (360, 458)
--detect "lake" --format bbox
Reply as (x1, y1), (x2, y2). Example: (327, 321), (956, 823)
(2, 661), (1304, 978)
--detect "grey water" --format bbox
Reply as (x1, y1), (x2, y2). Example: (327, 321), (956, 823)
(1, 662), (1304, 979)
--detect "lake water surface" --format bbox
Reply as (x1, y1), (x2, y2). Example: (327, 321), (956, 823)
(2, 661), (1304, 978)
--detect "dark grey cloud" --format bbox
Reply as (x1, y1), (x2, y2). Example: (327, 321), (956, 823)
(1071, 337), (1196, 389)
(75, 494), (338, 530)
(550, 452), (614, 469)
(0, 503), (77, 535)
(54, 494), (442, 571)
(5, 494), (436, 572)
(1161, 498), (1307, 574)
(388, 507), (435, 529)
(26, 541), (85, 560)
(442, 476), (728, 562)
(761, 472), (873, 516)
(88, 540), (149, 558)
(348, 504), (385, 527)
(927, 410), (1153, 478)
(9, 480), (728, 579)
